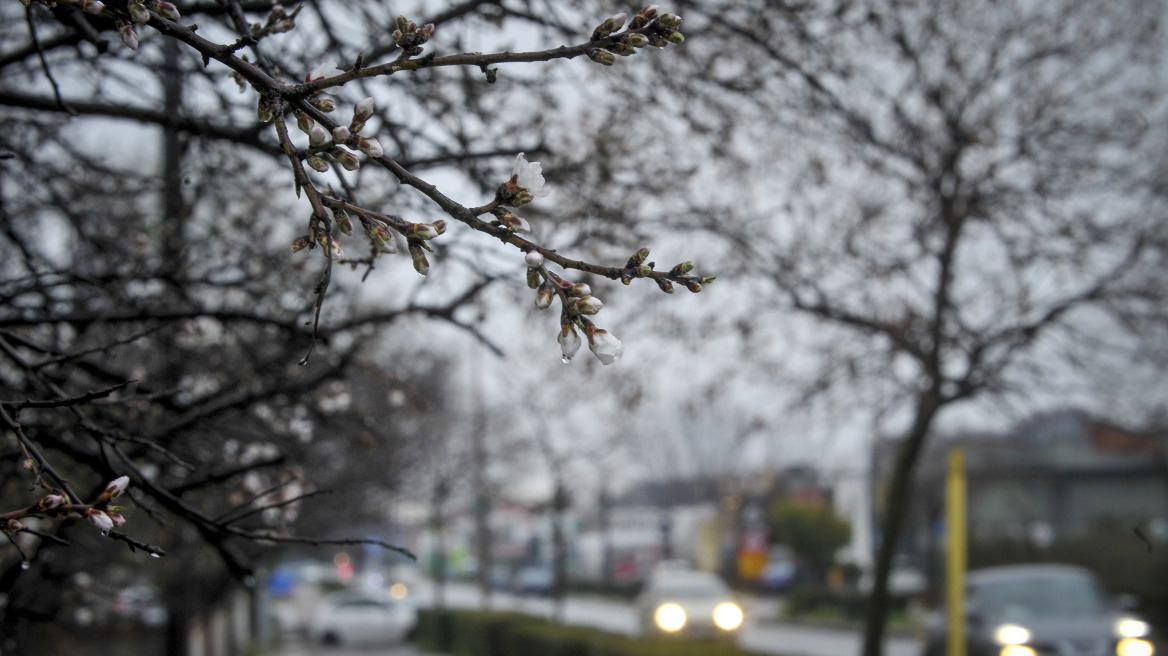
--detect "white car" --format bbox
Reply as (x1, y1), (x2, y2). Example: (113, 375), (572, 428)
(636, 570), (745, 641)
(310, 590), (416, 646)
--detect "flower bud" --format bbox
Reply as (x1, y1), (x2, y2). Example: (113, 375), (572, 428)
(570, 295), (604, 315)
(87, 508), (115, 532)
(3, 519), (24, 532)
(624, 33), (650, 48)
(335, 148), (360, 171)
(82, 0), (105, 14)
(128, 0), (149, 24)
(117, 19), (139, 50)
(527, 268), (541, 289)
(636, 264), (652, 277)
(497, 210), (531, 233)
(535, 282), (555, 309)
(306, 156), (329, 173)
(670, 261), (695, 275)
(353, 97), (375, 123)
(409, 242), (430, 276)
(611, 43), (638, 57)
(295, 111), (314, 134)
(155, 1), (181, 20)
(333, 209), (353, 235)
(332, 126), (351, 142)
(257, 97), (274, 123)
(587, 49), (617, 66)
(108, 512), (127, 527)
(291, 236), (311, 252)
(630, 5), (659, 30)
(585, 324), (624, 365)
(657, 13), (682, 29)
(356, 136), (383, 157)
(525, 250), (545, 268)
(312, 97), (336, 112)
(308, 124), (330, 146)
(103, 475), (130, 500)
(362, 219), (398, 254)
(592, 13), (627, 39)
(432, 219), (447, 235)
(655, 278), (675, 293)
(406, 223), (439, 240)
(318, 232), (344, 258)
(685, 280), (703, 293)
(38, 494), (67, 510)
(558, 321), (582, 362)
(568, 282), (591, 297)
(668, 31), (685, 44)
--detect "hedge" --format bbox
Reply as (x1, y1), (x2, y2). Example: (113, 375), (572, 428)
(414, 608), (772, 656)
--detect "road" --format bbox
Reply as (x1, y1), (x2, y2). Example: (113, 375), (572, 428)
(272, 580), (922, 656)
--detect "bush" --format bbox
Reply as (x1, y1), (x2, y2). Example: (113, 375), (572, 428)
(412, 609), (773, 656)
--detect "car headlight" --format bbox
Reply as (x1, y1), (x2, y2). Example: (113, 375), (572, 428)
(994, 624), (1032, 645)
(1116, 618), (1151, 639)
(713, 602), (744, 631)
(655, 603), (687, 632)
(1000, 646), (1038, 656)
(1117, 637), (1155, 656)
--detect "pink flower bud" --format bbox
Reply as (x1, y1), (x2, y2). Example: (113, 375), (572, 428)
(87, 509), (115, 532)
(535, 282), (554, 310)
(117, 19), (139, 50)
(82, 0), (105, 14)
(38, 494), (67, 510)
(103, 475), (130, 500)
(156, 1), (181, 20)
(356, 136), (383, 158)
(107, 512), (127, 527)
(332, 126), (351, 142)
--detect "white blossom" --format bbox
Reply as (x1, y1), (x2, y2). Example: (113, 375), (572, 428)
(510, 152), (550, 203)
(103, 475), (130, 499)
(307, 62), (344, 93)
(87, 509), (114, 532)
(525, 250), (545, 268)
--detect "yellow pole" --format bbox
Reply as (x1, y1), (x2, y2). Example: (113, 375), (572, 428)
(946, 448), (967, 656)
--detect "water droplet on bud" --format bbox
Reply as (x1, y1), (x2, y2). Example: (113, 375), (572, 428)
(150, 553), (162, 559)
(561, 356), (572, 364)
(20, 561), (30, 570)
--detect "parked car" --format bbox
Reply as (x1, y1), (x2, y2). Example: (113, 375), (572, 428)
(921, 564), (1156, 656)
(310, 589), (416, 646)
(512, 565), (556, 596)
(635, 569), (744, 641)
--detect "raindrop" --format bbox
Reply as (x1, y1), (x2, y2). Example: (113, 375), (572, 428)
(100, 531), (109, 537)
(561, 356), (572, 364)
(150, 553), (162, 559)
(20, 561), (30, 570)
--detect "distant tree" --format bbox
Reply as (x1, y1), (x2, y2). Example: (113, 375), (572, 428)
(768, 497), (850, 583)
(624, 0), (1168, 652)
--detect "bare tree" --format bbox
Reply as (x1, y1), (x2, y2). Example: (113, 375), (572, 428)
(0, 1), (707, 647)
(621, 0), (1168, 652)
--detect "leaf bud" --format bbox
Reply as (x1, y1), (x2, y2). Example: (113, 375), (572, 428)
(670, 261), (694, 275)
(685, 280), (703, 293)
(636, 264), (653, 277)
(655, 278), (675, 293)
(627, 247), (651, 268)
(587, 49), (617, 66)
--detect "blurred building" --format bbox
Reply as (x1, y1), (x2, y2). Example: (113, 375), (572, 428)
(872, 408), (1168, 587)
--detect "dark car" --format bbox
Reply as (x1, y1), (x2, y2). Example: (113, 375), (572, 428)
(922, 564), (1155, 656)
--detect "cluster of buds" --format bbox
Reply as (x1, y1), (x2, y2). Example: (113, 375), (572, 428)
(251, 3), (299, 39)
(587, 6), (684, 66)
(0, 475), (133, 536)
(525, 257), (623, 365)
(405, 220), (446, 276)
(616, 246), (714, 293)
(287, 95), (382, 174)
(392, 16), (435, 57)
(492, 153), (549, 233)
